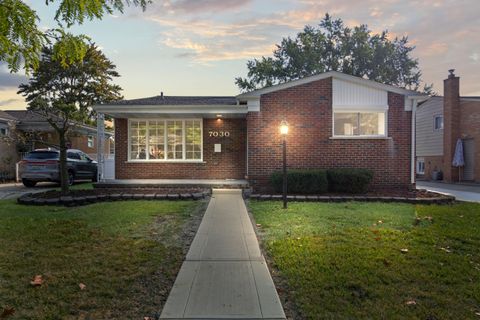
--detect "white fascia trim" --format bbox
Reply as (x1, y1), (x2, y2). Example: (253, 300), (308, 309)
(333, 105), (389, 111)
(236, 71), (429, 100)
(93, 104), (247, 115)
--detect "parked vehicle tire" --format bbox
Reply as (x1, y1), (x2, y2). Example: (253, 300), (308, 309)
(22, 179), (37, 188)
(68, 171), (75, 186)
(92, 171), (98, 182)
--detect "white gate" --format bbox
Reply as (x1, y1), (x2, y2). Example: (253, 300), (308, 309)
(104, 154), (115, 180)
(463, 139), (475, 181)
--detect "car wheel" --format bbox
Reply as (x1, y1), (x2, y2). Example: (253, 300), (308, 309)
(92, 171), (98, 182)
(22, 179), (37, 188)
(68, 171), (75, 186)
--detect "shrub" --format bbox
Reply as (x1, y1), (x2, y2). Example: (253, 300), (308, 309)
(327, 168), (374, 194)
(270, 169), (328, 194)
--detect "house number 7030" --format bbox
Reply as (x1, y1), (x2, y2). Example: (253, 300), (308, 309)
(209, 131), (230, 137)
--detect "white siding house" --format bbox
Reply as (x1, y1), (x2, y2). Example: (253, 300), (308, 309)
(416, 96), (444, 157)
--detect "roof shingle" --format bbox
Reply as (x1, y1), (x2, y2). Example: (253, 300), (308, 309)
(105, 95), (238, 106)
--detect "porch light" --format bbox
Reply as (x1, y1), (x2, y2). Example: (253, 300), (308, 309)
(280, 120), (289, 135)
(216, 114), (223, 118)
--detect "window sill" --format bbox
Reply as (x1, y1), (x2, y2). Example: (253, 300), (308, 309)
(329, 136), (392, 140)
(126, 160), (206, 164)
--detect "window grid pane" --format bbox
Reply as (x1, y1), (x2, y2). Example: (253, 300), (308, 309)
(167, 120), (184, 160)
(185, 120), (202, 160)
(148, 121), (165, 160)
(130, 121), (147, 159)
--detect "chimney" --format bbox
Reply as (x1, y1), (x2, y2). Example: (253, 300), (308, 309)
(443, 69), (461, 182)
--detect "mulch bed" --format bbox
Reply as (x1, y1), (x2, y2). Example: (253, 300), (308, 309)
(248, 189), (455, 204)
(18, 188), (211, 206)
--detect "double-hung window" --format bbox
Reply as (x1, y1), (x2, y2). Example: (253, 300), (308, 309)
(129, 119), (202, 161)
(333, 111), (386, 137)
(434, 115), (444, 131)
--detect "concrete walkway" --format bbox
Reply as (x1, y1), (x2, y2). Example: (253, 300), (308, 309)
(160, 189), (285, 319)
(0, 182), (57, 200)
(417, 181), (480, 203)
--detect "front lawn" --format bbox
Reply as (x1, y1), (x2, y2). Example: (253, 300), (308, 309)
(0, 199), (205, 319)
(249, 201), (480, 319)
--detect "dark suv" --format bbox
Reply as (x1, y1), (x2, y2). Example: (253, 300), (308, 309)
(20, 149), (98, 187)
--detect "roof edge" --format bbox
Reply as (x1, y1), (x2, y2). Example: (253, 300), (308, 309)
(236, 71), (428, 100)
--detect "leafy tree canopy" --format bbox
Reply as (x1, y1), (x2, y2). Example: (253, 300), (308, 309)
(0, 0), (149, 73)
(17, 43), (122, 194)
(236, 14), (433, 94)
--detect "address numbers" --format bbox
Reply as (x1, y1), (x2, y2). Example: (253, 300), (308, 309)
(208, 131), (230, 137)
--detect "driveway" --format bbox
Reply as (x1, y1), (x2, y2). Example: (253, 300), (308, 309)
(0, 182), (58, 200)
(417, 181), (480, 203)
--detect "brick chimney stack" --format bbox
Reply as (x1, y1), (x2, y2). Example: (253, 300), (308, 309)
(443, 69), (461, 182)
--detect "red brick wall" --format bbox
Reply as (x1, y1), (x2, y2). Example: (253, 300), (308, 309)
(421, 155), (444, 180)
(247, 77), (412, 192)
(115, 118), (246, 179)
(443, 75), (461, 182)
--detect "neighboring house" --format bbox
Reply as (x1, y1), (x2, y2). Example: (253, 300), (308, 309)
(94, 71), (428, 192)
(0, 111), (19, 179)
(416, 71), (480, 183)
(0, 109), (113, 179)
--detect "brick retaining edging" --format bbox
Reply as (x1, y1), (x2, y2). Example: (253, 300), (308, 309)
(246, 194), (456, 204)
(17, 191), (211, 207)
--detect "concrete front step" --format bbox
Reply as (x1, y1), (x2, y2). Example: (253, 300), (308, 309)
(94, 179), (250, 189)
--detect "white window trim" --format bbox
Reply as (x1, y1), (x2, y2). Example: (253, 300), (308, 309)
(0, 127), (8, 136)
(127, 118), (203, 163)
(87, 135), (94, 148)
(332, 110), (388, 138)
(433, 114), (444, 131)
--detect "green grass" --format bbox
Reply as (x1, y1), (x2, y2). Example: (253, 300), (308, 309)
(249, 201), (480, 319)
(0, 199), (204, 319)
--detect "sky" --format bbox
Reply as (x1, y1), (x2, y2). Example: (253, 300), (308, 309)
(1, 0), (479, 110)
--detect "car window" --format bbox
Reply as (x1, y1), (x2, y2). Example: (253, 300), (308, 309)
(25, 151), (59, 160)
(67, 152), (81, 160)
(79, 152), (91, 161)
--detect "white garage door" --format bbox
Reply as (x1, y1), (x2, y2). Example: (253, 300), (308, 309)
(463, 139), (475, 181)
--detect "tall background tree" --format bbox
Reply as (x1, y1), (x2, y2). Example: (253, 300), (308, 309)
(18, 44), (122, 194)
(236, 14), (433, 94)
(0, 0), (149, 74)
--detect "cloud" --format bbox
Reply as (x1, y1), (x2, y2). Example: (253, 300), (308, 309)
(0, 71), (28, 91)
(470, 53), (479, 63)
(130, 0), (480, 94)
(0, 98), (21, 105)
(165, 0), (252, 13)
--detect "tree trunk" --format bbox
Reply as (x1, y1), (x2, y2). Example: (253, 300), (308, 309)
(59, 132), (69, 195)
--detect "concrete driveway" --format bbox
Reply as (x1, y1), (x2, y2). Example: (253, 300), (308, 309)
(417, 181), (480, 203)
(0, 182), (58, 200)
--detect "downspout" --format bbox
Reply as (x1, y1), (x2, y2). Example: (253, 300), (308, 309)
(411, 99), (418, 185)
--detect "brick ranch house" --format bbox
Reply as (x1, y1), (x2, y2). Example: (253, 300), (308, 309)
(416, 70), (480, 183)
(93, 71), (428, 192)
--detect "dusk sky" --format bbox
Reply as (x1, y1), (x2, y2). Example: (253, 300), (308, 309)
(1, 0), (479, 110)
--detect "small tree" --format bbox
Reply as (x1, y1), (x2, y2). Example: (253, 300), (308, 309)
(236, 14), (433, 94)
(18, 43), (122, 194)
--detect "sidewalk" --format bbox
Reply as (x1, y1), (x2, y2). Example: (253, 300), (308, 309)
(417, 181), (480, 203)
(160, 189), (285, 319)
